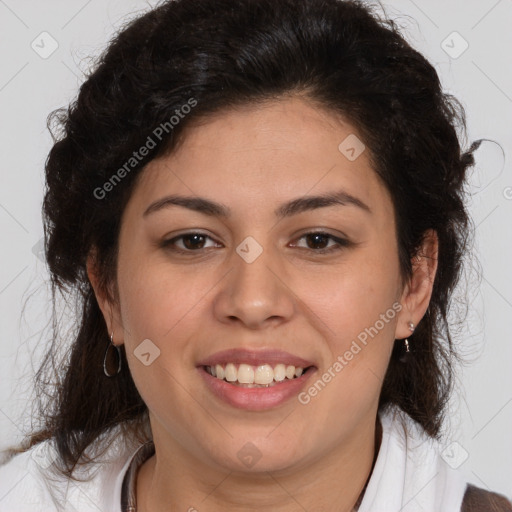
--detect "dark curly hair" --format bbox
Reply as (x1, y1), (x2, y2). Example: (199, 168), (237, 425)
(9, 0), (480, 478)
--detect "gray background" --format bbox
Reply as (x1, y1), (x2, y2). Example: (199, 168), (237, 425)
(0, 0), (511, 500)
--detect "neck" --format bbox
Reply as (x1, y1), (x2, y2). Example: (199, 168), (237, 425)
(137, 416), (382, 512)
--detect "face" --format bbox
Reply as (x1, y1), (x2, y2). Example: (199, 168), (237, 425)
(92, 96), (429, 475)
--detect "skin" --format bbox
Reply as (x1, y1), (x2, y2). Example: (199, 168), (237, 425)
(88, 95), (438, 512)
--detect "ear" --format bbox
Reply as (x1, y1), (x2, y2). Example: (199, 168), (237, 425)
(86, 248), (124, 346)
(395, 229), (438, 339)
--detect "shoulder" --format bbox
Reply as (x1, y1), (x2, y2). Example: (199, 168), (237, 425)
(0, 433), (142, 512)
(377, 407), (511, 512)
(461, 483), (512, 512)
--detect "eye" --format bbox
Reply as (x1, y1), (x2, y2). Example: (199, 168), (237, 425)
(291, 232), (351, 253)
(161, 231), (352, 255)
(161, 232), (221, 252)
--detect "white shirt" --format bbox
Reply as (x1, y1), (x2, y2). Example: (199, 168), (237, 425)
(0, 405), (475, 511)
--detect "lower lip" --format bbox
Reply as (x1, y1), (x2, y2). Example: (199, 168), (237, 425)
(198, 366), (316, 411)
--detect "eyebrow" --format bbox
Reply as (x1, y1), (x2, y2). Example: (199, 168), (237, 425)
(143, 188), (372, 218)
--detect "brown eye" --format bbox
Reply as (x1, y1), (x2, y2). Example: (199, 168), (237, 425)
(292, 232), (352, 254)
(181, 234), (207, 250)
(304, 233), (330, 250)
(161, 232), (221, 252)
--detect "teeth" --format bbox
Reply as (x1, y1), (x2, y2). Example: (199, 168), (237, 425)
(273, 364), (286, 382)
(254, 364), (273, 385)
(224, 363), (237, 382)
(215, 364), (224, 380)
(205, 363), (307, 385)
(238, 364), (254, 384)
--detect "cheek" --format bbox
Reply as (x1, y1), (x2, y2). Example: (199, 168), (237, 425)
(114, 253), (190, 378)
(116, 258), (212, 432)
(294, 241), (401, 342)
(117, 253), (214, 340)
(291, 241), (400, 408)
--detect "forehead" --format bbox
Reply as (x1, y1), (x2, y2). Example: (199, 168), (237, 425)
(125, 96), (394, 222)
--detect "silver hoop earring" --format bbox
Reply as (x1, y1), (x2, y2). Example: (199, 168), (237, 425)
(103, 331), (122, 377)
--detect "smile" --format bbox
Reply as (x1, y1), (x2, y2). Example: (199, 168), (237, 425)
(204, 363), (309, 387)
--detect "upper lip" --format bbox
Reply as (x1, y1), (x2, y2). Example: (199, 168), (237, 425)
(197, 348), (316, 368)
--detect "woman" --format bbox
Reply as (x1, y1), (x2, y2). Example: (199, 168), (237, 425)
(0, 0), (510, 510)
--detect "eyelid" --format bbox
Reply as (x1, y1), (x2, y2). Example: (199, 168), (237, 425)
(161, 230), (352, 255)
(161, 231), (221, 251)
(290, 231), (352, 253)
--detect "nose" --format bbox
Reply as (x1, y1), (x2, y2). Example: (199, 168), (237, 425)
(212, 240), (295, 330)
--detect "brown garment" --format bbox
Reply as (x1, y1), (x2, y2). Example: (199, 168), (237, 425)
(461, 484), (512, 512)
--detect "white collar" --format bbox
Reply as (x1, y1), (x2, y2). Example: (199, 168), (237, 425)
(358, 405), (469, 511)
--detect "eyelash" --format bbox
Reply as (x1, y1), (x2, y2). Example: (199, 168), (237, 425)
(160, 231), (352, 255)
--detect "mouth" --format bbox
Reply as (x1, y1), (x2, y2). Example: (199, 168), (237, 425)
(196, 348), (317, 410)
(201, 362), (316, 387)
